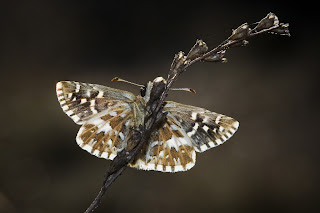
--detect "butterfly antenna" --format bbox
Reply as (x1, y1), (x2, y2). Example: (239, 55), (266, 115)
(170, 88), (196, 94)
(111, 77), (143, 87)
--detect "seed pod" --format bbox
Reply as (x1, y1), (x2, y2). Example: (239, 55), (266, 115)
(186, 39), (208, 60)
(204, 50), (226, 62)
(271, 23), (290, 36)
(229, 40), (249, 48)
(228, 23), (250, 41)
(170, 51), (187, 72)
(254, 12), (279, 32)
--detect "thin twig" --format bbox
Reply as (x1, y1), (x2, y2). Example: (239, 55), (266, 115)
(85, 167), (126, 213)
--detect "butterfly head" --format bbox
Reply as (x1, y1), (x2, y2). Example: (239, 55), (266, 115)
(141, 77), (167, 103)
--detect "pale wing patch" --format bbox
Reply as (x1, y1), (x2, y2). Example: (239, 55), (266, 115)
(56, 81), (136, 125)
(129, 118), (196, 172)
(76, 104), (133, 160)
(164, 101), (239, 153)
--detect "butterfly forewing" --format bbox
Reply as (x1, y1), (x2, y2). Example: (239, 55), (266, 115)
(56, 81), (136, 125)
(164, 101), (239, 152)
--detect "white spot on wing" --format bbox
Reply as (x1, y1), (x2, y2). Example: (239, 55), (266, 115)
(66, 110), (73, 116)
(109, 111), (117, 116)
(193, 123), (199, 130)
(101, 152), (109, 159)
(221, 135), (227, 141)
(191, 112), (197, 120)
(200, 144), (207, 151)
(56, 90), (63, 95)
(233, 121), (239, 129)
(122, 92), (135, 100)
(150, 141), (159, 148)
(119, 132), (125, 140)
(216, 115), (222, 124)
(216, 138), (223, 145)
(106, 139), (112, 147)
(176, 136), (191, 146)
(147, 164), (155, 170)
(75, 83), (80, 92)
(203, 125), (209, 132)
(187, 129), (196, 137)
(166, 136), (179, 151)
(174, 165), (184, 171)
(156, 164), (163, 171)
(92, 149), (100, 156)
(170, 124), (178, 131)
(71, 115), (80, 123)
(125, 120), (131, 127)
(208, 141), (215, 147)
(62, 105), (69, 111)
(109, 153), (116, 160)
(158, 150), (164, 158)
(226, 132), (232, 138)
(96, 121), (112, 134)
(82, 144), (92, 152)
(90, 100), (97, 114)
(97, 90), (104, 98)
(56, 82), (63, 90)
(173, 158), (181, 165)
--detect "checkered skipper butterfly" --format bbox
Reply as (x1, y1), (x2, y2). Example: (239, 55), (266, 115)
(56, 77), (239, 172)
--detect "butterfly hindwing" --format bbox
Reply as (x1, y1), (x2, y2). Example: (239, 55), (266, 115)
(76, 103), (134, 160)
(56, 81), (136, 125)
(129, 117), (196, 172)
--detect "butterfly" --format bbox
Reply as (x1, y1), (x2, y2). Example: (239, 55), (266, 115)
(56, 76), (239, 172)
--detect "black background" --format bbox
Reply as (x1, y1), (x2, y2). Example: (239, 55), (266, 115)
(1, 1), (319, 213)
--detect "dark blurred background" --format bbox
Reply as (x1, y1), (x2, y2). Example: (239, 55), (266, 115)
(1, 1), (319, 213)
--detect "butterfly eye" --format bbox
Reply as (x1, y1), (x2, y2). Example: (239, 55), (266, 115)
(140, 86), (146, 97)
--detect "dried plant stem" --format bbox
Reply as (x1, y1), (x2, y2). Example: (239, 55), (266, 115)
(85, 167), (126, 213)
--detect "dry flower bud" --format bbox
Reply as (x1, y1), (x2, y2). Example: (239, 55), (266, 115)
(186, 39), (208, 60)
(204, 50), (226, 62)
(229, 40), (249, 48)
(170, 51), (187, 72)
(228, 23), (250, 41)
(254, 12), (279, 32)
(271, 23), (290, 36)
